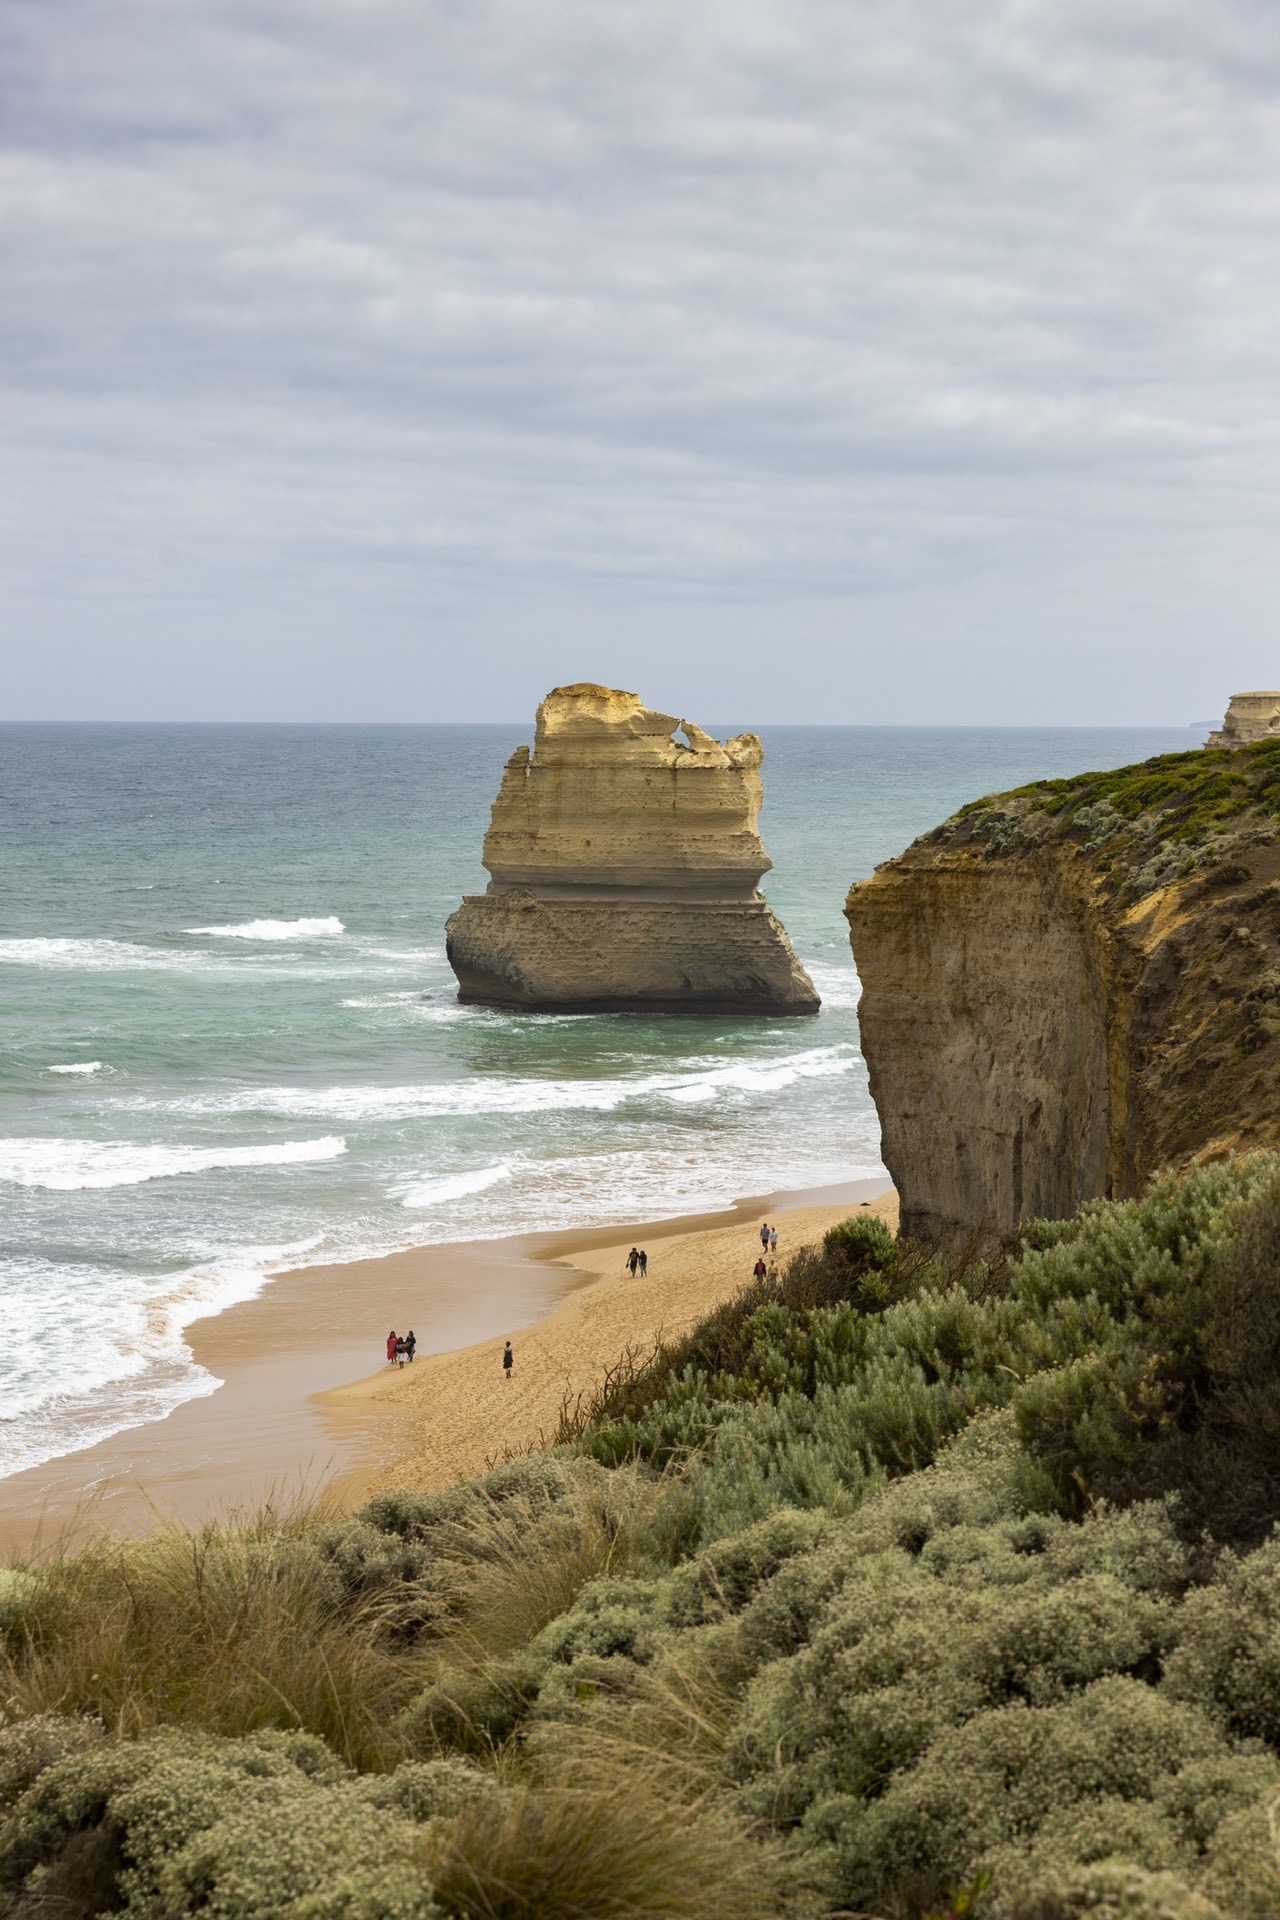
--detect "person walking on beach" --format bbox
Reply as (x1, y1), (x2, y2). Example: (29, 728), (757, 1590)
(503, 1340), (514, 1381)
(627, 1247), (640, 1276)
(386, 1330), (398, 1364)
(769, 1226), (778, 1255)
(753, 1256), (767, 1282)
(638, 1249), (648, 1277)
(760, 1221), (770, 1251)
(404, 1330), (417, 1363)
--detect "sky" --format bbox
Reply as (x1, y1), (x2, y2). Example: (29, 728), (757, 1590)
(3, 0), (1280, 725)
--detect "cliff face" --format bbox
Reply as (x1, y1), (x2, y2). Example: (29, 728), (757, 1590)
(447, 684), (818, 1014)
(846, 740), (1280, 1251)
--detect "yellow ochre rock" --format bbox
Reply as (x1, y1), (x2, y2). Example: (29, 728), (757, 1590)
(846, 744), (1280, 1252)
(447, 684), (819, 1014)
(1206, 691), (1280, 748)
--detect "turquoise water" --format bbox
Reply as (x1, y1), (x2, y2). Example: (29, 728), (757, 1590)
(0, 721), (1202, 1476)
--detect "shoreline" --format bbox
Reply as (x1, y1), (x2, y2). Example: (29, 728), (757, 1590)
(0, 1174), (890, 1560)
(319, 1179), (898, 1505)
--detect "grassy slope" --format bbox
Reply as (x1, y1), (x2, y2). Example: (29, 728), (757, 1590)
(7, 1167), (1280, 1918)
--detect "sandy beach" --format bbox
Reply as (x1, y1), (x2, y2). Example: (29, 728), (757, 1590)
(0, 1177), (891, 1559)
(323, 1181), (898, 1500)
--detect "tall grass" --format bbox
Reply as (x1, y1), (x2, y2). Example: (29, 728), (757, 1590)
(0, 1498), (435, 1770)
(440, 1465), (665, 1659)
(422, 1778), (778, 1920)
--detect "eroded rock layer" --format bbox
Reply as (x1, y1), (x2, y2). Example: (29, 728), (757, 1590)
(1207, 691), (1280, 749)
(846, 740), (1280, 1251)
(447, 683), (818, 1014)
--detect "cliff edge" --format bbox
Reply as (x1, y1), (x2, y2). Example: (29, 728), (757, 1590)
(447, 684), (818, 1014)
(846, 740), (1280, 1250)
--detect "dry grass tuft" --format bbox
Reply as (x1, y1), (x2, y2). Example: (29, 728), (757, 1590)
(0, 1496), (436, 1770)
(422, 1778), (780, 1920)
(441, 1462), (664, 1659)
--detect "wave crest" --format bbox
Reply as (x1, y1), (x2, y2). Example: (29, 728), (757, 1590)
(185, 916), (345, 940)
(0, 1135), (347, 1192)
(398, 1163), (513, 1208)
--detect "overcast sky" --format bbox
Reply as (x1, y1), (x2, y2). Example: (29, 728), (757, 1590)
(4, 0), (1279, 724)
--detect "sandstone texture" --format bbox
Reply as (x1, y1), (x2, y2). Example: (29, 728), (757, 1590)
(846, 740), (1280, 1251)
(1207, 691), (1280, 748)
(447, 684), (818, 1014)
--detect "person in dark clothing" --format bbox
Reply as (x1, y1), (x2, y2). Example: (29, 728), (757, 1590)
(627, 1247), (640, 1275)
(759, 1221), (770, 1250)
(753, 1257), (767, 1281)
(404, 1330), (417, 1362)
(502, 1340), (514, 1380)
(638, 1249), (648, 1277)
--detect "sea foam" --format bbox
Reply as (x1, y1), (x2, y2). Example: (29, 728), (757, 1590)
(186, 917), (345, 940)
(398, 1162), (512, 1208)
(110, 1045), (860, 1124)
(0, 1233), (325, 1479)
(0, 938), (212, 972)
(0, 1135), (347, 1192)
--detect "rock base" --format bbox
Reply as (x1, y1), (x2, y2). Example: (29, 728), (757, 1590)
(446, 891), (820, 1015)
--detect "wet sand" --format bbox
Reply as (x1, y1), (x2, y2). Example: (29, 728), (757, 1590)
(0, 1177), (890, 1559)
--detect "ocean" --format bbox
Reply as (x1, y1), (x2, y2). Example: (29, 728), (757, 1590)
(1, 720), (1203, 1479)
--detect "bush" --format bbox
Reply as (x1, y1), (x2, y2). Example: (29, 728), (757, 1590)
(0, 1726), (441, 1920)
(817, 1679), (1216, 1907)
(1162, 1534), (1280, 1744)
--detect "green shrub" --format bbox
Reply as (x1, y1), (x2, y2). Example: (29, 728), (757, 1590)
(1006, 1861), (1225, 1919)
(1162, 1535), (1280, 1744)
(0, 1727), (441, 1920)
(816, 1678), (1217, 1907)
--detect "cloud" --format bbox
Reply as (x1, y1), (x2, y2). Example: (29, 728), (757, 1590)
(2, 0), (1280, 719)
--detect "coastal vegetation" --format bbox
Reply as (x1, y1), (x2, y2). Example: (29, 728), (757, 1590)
(936, 737), (1280, 903)
(8, 1161), (1280, 1916)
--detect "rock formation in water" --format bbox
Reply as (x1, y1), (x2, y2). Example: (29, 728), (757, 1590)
(1207, 691), (1280, 748)
(446, 683), (819, 1014)
(846, 739), (1280, 1252)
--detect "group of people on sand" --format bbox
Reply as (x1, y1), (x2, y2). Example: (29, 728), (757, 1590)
(625, 1246), (649, 1278)
(753, 1220), (780, 1283)
(385, 1327), (515, 1380)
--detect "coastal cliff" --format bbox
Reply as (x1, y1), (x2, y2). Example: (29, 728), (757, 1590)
(846, 739), (1280, 1250)
(447, 684), (818, 1014)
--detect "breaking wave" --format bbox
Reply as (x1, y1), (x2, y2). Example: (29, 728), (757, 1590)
(186, 917), (346, 940)
(398, 1163), (513, 1208)
(111, 1046), (859, 1124)
(0, 1135), (347, 1192)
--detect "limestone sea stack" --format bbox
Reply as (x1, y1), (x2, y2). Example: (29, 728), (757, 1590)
(446, 684), (819, 1015)
(846, 739), (1280, 1253)
(1207, 691), (1280, 748)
